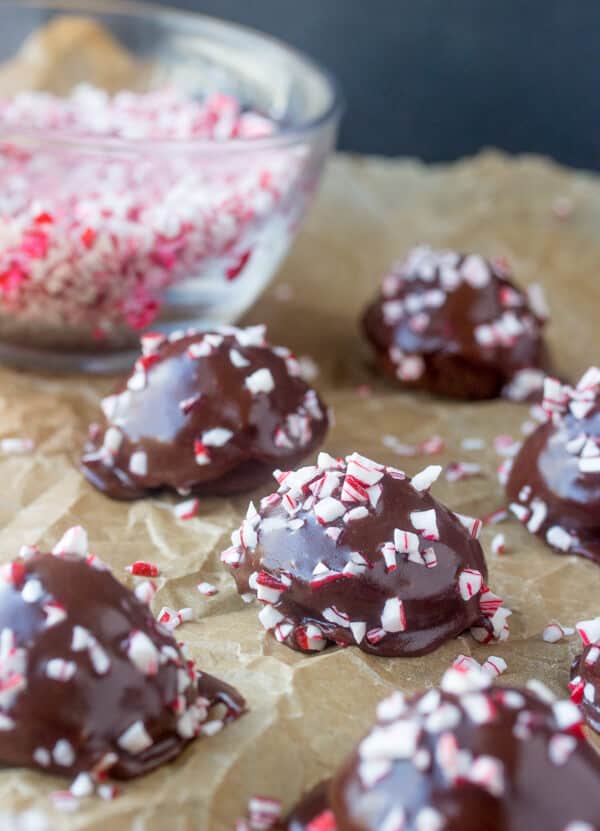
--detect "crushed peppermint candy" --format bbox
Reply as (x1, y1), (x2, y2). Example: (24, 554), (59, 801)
(126, 561), (160, 578)
(542, 623), (574, 644)
(174, 498), (200, 521)
(461, 437), (485, 451)
(382, 434), (446, 457)
(445, 461), (484, 483)
(238, 796), (283, 831)
(197, 582), (218, 597)
(0, 85), (305, 337)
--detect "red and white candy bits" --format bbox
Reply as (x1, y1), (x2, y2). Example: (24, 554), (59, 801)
(222, 451), (510, 657)
(506, 368), (600, 564)
(0, 85), (302, 339)
(280, 664), (600, 831)
(570, 615), (600, 733)
(80, 325), (329, 499)
(0, 526), (245, 785)
(362, 246), (549, 401)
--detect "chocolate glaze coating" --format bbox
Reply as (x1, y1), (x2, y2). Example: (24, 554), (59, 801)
(283, 673), (600, 831)
(80, 326), (328, 500)
(0, 532), (244, 779)
(223, 452), (509, 657)
(362, 246), (548, 401)
(506, 368), (600, 564)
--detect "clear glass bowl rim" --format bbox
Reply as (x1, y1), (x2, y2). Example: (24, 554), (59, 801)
(0, 0), (344, 155)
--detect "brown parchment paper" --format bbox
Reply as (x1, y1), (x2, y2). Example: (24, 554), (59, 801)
(0, 147), (599, 828)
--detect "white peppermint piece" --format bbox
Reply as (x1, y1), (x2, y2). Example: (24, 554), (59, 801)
(46, 658), (76, 682)
(461, 254), (490, 288)
(245, 368), (275, 395)
(235, 325), (266, 348)
(527, 498), (547, 533)
(258, 605), (285, 631)
(376, 691), (407, 722)
(415, 806), (445, 831)
(381, 597), (406, 633)
(394, 528), (420, 554)
(410, 509), (439, 540)
(345, 452), (385, 486)
(52, 739), (75, 767)
(546, 525), (574, 551)
(53, 526), (88, 558)
(117, 721), (153, 754)
(411, 465), (442, 492)
(21, 579), (44, 603)
(314, 497), (346, 524)
(103, 426), (123, 454)
(201, 428), (234, 447)
(458, 569), (483, 601)
(129, 450), (148, 476)
(576, 617), (600, 646)
(127, 631), (160, 676)
(229, 348), (250, 368)
(70, 771), (94, 797)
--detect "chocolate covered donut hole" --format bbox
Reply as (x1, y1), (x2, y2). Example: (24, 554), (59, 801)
(81, 325), (329, 500)
(0, 526), (244, 785)
(570, 616), (600, 734)
(506, 368), (600, 564)
(362, 246), (549, 401)
(222, 451), (510, 657)
(282, 665), (600, 831)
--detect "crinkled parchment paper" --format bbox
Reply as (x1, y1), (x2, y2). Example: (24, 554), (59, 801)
(0, 149), (598, 830)
(0, 22), (599, 825)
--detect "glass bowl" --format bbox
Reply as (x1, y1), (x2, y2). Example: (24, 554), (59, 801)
(0, 0), (342, 371)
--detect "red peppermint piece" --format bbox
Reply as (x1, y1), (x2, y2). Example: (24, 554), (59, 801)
(127, 561), (160, 578)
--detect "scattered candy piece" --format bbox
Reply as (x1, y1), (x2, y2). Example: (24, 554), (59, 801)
(223, 451), (508, 657)
(174, 498), (200, 520)
(445, 461), (484, 483)
(197, 582), (218, 597)
(0, 438), (34, 455)
(126, 561), (160, 578)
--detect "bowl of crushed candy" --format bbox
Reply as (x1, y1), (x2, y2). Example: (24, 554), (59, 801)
(0, 0), (342, 371)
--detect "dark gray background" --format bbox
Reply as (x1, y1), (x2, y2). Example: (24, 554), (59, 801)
(150, 0), (599, 170)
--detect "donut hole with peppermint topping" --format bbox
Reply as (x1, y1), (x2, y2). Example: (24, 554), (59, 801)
(277, 665), (600, 831)
(362, 246), (551, 401)
(0, 526), (245, 783)
(223, 451), (510, 658)
(80, 326), (329, 499)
